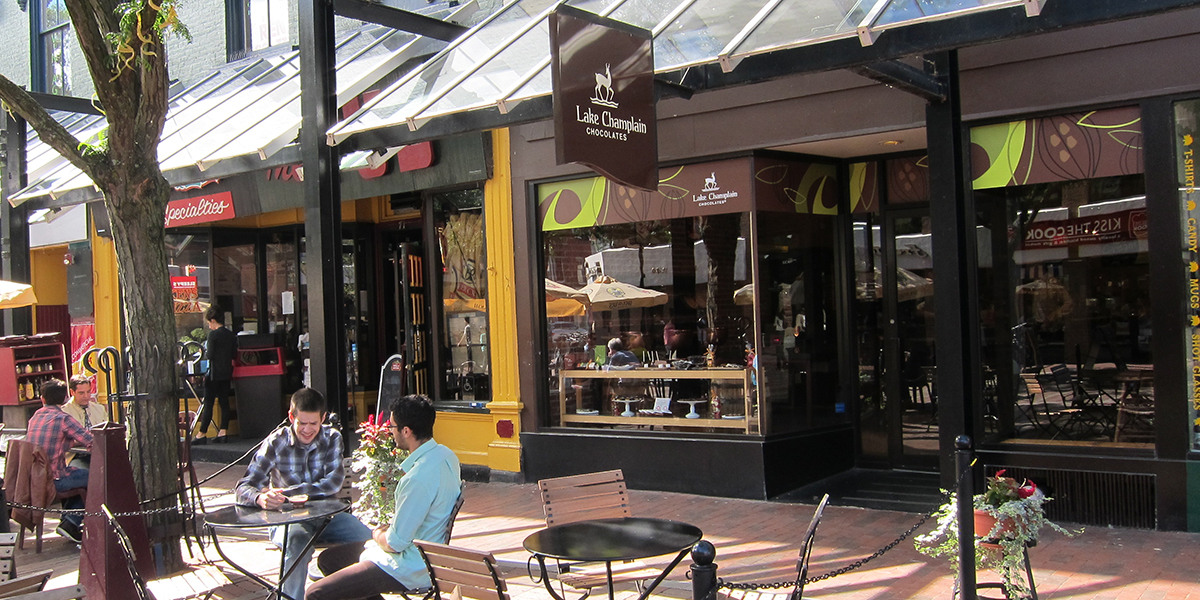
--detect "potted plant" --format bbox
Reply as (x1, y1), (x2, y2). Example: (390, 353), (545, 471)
(915, 470), (1079, 599)
(348, 414), (410, 527)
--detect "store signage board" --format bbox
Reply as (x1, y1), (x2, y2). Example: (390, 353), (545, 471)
(165, 191), (236, 227)
(172, 276), (202, 314)
(551, 5), (657, 192)
(376, 354), (405, 421)
(1176, 99), (1200, 446)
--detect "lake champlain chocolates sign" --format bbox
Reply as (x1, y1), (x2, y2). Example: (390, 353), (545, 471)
(551, 5), (657, 192)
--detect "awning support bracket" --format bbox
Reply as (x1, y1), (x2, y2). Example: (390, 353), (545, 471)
(849, 59), (946, 103)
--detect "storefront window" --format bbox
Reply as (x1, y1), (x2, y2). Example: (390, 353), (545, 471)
(435, 189), (490, 403)
(757, 211), (846, 434)
(974, 107), (1151, 445)
(168, 233), (212, 345)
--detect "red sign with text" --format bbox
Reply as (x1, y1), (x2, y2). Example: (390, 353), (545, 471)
(165, 191), (236, 227)
(1021, 208), (1147, 249)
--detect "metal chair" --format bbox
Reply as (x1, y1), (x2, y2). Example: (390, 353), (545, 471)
(102, 504), (230, 600)
(723, 494), (830, 600)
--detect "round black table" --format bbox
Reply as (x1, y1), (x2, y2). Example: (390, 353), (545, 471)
(524, 517), (703, 600)
(204, 498), (350, 600)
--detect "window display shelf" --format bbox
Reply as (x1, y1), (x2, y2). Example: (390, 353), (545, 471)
(0, 341), (68, 406)
(558, 368), (757, 434)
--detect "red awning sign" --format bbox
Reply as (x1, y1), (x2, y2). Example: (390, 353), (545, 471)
(165, 191), (236, 227)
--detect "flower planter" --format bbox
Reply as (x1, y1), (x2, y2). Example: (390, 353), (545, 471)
(973, 509), (1011, 549)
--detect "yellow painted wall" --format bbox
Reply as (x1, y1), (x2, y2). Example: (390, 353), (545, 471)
(89, 221), (122, 397)
(30, 245), (70, 332)
(434, 411), (494, 467)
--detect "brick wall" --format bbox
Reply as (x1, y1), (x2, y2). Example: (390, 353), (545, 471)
(0, 0), (32, 88)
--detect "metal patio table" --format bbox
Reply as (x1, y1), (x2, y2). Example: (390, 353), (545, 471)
(523, 517), (703, 600)
(203, 497), (349, 600)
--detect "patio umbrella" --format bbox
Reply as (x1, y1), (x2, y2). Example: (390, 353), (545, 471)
(733, 283), (754, 305)
(577, 276), (668, 311)
(854, 266), (933, 302)
(545, 279), (586, 300)
(0, 280), (37, 309)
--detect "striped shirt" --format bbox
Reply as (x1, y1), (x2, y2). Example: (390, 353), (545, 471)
(27, 405), (93, 480)
(234, 424), (345, 506)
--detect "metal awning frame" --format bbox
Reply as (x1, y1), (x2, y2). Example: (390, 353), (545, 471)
(330, 0), (1196, 154)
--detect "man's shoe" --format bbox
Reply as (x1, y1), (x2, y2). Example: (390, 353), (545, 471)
(56, 521), (83, 544)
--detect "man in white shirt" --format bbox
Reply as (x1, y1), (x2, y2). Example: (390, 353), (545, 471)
(62, 375), (106, 467)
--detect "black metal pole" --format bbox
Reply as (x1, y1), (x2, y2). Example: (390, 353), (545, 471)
(1, 111), (32, 336)
(956, 435), (976, 600)
(299, 0), (349, 444)
(690, 540), (717, 600)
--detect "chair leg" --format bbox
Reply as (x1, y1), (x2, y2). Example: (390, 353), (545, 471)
(17, 524), (26, 550)
(35, 521), (43, 554)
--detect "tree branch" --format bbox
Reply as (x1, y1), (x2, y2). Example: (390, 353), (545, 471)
(65, 0), (130, 113)
(0, 74), (105, 182)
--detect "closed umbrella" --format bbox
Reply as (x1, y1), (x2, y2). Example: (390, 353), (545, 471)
(578, 276), (668, 311)
(0, 281), (37, 309)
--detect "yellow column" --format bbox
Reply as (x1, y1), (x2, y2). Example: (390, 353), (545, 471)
(483, 129), (522, 473)
(89, 219), (122, 397)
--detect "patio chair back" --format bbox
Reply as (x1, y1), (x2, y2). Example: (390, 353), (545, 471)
(0, 569), (51, 597)
(445, 481), (467, 542)
(414, 540), (509, 600)
(791, 494), (830, 600)
(538, 469), (631, 526)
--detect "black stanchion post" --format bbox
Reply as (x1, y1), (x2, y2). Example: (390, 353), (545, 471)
(956, 435), (976, 600)
(691, 540), (718, 600)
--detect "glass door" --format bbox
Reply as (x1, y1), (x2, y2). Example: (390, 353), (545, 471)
(888, 211), (938, 468)
(853, 210), (938, 469)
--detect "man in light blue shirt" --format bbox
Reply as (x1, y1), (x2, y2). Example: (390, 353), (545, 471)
(308, 394), (461, 600)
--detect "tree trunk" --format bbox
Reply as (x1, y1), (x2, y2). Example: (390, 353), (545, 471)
(101, 164), (183, 570)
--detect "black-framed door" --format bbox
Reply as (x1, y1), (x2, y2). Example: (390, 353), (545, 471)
(854, 207), (939, 470)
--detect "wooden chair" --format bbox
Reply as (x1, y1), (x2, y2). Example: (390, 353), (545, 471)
(102, 505), (230, 600)
(0, 570), (51, 597)
(537, 470), (659, 593)
(0, 533), (16, 581)
(1113, 371), (1154, 442)
(3, 440), (86, 553)
(414, 540), (508, 600)
(722, 495), (830, 600)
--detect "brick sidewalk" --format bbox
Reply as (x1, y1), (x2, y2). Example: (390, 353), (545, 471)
(25, 461), (1200, 600)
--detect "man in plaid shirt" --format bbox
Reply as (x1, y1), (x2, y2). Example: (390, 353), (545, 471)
(234, 388), (370, 600)
(27, 378), (92, 544)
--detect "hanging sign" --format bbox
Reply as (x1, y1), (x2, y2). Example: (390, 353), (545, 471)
(171, 276), (202, 313)
(551, 5), (657, 192)
(165, 191), (236, 227)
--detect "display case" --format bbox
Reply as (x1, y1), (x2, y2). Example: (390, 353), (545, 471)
(558, 368), (758, 434)
(0, 340), (69, 405)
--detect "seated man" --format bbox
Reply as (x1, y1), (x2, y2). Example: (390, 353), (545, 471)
(234, 388), (372, 600)
(27, 378), (92, 544)
(307, 395), (461, 600)
(62, 374), (107, 468)
(607, 338), (641, 367)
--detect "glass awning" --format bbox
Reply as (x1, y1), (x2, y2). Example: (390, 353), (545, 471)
(327, 0), (1042, 145)
(11, 0), (477, 205)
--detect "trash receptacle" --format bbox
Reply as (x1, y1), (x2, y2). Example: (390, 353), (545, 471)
(232, 347), (286, 439)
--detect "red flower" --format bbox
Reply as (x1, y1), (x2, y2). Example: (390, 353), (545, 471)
(1017, 481), (1037, 499)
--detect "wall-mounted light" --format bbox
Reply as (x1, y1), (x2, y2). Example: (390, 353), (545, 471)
(880, 139), (903, 147)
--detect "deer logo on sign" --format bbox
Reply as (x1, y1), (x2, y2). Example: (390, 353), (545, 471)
(591, 63), (618, 108)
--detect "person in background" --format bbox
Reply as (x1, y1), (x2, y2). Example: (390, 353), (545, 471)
(195, 304), (235, 444)
(607, 338), (641, 367)
(307, 395), (461, 600)
(234, 388), (371, 600)
(27, 378), (92, 544)
(62, 374), (106, 468)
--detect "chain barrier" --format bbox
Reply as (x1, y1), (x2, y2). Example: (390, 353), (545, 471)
(718, 461), (974, 591)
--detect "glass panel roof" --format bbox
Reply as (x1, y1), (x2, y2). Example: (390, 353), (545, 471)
(329, 0), (1033, 144)
(13, 2), (472, 204)
(875, 0), (1015, 27)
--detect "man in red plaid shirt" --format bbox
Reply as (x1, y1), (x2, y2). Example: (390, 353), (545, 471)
(27, 378), (92, 544)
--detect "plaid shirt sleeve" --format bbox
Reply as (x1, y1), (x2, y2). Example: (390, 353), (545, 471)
(62, 413), (93, 448)
(234, 432), (281, 506)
